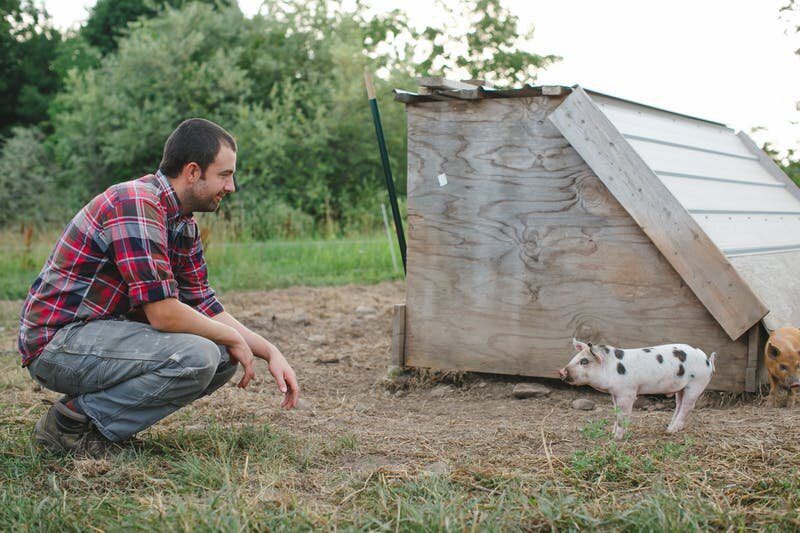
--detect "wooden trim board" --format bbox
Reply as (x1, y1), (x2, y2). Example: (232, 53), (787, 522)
(548, 87), (768, 340)
(391, 304), (406, 366)
(746, 325), (761, 392)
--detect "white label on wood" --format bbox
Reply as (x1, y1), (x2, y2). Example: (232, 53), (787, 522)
(437, 173), (448, 187)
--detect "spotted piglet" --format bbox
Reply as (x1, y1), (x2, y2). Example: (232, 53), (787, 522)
(559, 339), (716, 439)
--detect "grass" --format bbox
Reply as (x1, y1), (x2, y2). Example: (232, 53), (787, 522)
(0, 233), (403, 300)
(2, 393), (800, 531)
(4, 230), (800, 530)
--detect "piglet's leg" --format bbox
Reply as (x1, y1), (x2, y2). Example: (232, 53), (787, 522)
(788, 387), (797, 409)
(612, 393), (635, 440)
(667, 387), (701, 433)
(668, 390), (684, 430)
(767, 375), (780, 407)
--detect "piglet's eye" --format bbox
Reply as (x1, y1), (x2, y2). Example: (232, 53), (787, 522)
(780, 364), (788, 371)
(580, 358), (589, 365)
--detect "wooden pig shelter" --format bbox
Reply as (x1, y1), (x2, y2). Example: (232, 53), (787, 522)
(390, 79), (800, 392)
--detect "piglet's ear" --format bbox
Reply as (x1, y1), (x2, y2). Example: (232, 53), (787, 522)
(767, 344), (780, 359)
(588, 345), (604, 365)
(572, 338), (589, 352)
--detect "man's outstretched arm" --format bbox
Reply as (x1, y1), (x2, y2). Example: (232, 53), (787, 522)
(143, 298), (256, 388)
(212, 311), (300, 409)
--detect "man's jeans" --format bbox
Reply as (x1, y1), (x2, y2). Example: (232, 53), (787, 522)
(27, 319), (237, 442)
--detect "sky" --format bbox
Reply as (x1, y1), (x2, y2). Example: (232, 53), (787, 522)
(42, 0), (800, 157)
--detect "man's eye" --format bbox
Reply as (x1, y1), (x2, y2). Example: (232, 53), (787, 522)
(780, 364), (788, 371)
(580, 358), (589, 365)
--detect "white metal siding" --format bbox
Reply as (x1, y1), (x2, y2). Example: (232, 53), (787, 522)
(593, 94), (800, 257)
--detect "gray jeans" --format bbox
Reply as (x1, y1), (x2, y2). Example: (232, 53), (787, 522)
(27, 319), (237, 442)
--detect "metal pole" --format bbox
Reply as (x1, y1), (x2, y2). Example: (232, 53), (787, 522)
(365, 68), (407, 274)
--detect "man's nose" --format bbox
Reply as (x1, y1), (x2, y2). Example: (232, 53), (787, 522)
(225, 177), (236, 193)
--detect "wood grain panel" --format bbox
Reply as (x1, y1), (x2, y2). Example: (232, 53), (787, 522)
(405, 96), (749, 390)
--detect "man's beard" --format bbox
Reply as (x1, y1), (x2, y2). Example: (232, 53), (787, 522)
(185, 174), (221, 213)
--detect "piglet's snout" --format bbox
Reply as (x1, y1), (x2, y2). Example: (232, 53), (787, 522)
(792, 379), (800, 388)
(559, 368), (568, 381)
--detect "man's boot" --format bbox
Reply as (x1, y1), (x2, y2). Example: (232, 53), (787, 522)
(34, 399), (119, 459)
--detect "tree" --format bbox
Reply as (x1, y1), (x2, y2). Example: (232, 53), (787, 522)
(0, 126), (63, 226)
(415, 0), (560, 84)
(81, 0), (235, 56)
(0, 0), (62, 137)
(9, 0), (559, 234)
(774, 2), (800, 186)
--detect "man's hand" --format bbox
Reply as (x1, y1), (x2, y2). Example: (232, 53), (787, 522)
(227, 340), (256, 388)
(267, 350), (300, 409)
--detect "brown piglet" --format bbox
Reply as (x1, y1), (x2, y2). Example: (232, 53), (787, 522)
(765, 327), (800, 407)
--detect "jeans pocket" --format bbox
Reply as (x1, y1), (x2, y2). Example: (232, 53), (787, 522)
(43, 322), (84, 353)
(28, 353), (79, 396)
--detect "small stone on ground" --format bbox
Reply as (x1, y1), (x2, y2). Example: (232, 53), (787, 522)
(512, 383), (551, 399)
(571, 398), (595, 410)
(355, 305), (377, 317)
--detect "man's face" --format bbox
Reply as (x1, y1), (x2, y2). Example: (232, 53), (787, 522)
(188, 144), (237, 212)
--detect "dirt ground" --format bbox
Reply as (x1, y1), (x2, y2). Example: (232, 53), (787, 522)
(3, 281), (800, 480)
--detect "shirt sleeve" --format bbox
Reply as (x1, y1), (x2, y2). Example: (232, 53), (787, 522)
(175, 225), (224, 317)
(104, 190), (178, 307)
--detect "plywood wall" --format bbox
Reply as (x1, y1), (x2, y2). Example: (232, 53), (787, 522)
(404, 96), (749, 391)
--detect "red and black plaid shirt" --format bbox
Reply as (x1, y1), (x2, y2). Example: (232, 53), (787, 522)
(18, 171), (223, 366)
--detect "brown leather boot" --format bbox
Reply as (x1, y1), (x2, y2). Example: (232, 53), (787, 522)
(34, 400), (120, 459)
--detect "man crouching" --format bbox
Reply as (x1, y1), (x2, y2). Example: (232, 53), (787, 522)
(18, 118), (299, 458)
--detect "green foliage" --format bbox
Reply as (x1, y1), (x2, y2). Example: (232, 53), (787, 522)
(1, 0), (558, 235)
(0, 0), (63, 137)
(569, 444), (634, 482)
(49, 1), (414, 235)
(81, 0), (235, 56)
(417, 0), (560, 84)
(578, 418), (610, 440)
(761, 139), (800, 187)
(0, 126), (65, 227)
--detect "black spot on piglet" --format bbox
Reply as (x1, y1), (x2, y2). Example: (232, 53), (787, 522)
(677, 364), (685, 377)
(614, 349), (624, 359)
(706, 359), (710, 367)
(601, 345), (610, 354)
(656, 354), (664, 364)
(643, 348), (651, 353)
(673, 349), (687, 362)
(617, 362), (626, 375)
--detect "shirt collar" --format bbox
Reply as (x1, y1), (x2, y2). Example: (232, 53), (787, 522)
(154, 170), (191, 223)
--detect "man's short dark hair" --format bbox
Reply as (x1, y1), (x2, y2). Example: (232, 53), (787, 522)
(159, 118), (237, 178)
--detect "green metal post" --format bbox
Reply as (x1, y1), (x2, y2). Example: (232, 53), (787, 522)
(365, 69), (407, 274)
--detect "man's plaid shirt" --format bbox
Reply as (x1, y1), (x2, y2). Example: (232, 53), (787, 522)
(18, 171), (224, 366)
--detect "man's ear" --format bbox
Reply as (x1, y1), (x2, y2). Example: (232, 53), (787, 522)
(182, 162), (202, 183)
(572, 338), (589, 352)
(588, 344), (604, 365)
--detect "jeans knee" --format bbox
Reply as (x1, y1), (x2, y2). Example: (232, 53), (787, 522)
(173, 336), (220, 385)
